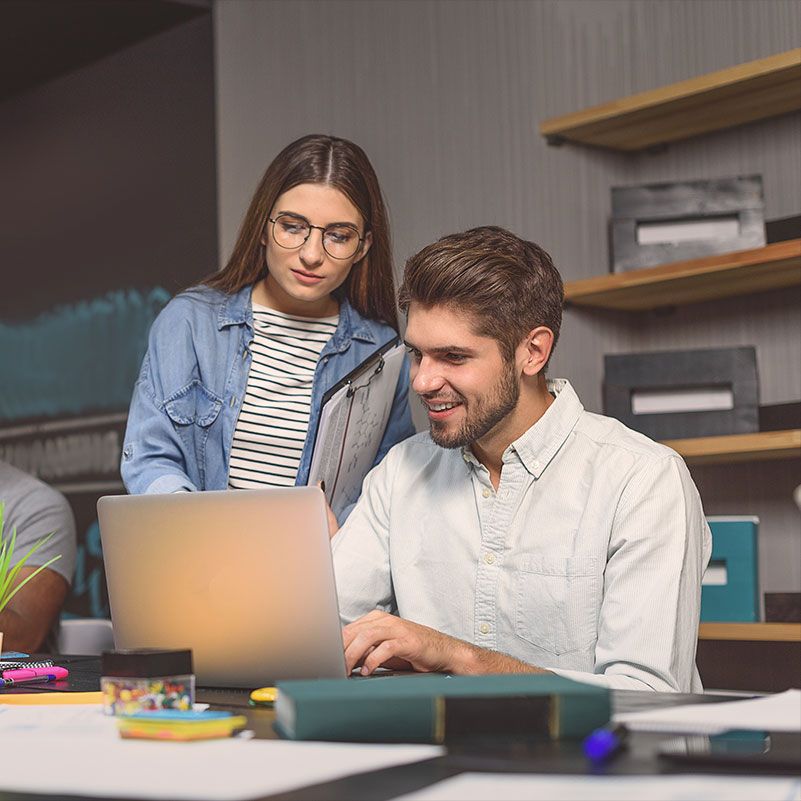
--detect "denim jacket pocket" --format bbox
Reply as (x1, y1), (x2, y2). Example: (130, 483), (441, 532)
(515, 554), (599, 656)
(164, 381), (223, 428)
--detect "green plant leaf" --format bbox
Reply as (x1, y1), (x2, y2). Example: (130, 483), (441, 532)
(0, 554), (62, 614)
(0, 525), (19, 604)
(0, 532), (60, 607)
(0, 499), (63, 614)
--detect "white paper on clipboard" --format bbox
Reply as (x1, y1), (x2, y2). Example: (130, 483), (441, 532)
(307, 341), (405, 518)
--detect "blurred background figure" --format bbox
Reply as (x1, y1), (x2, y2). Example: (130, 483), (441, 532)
(0, 460), (76, 652)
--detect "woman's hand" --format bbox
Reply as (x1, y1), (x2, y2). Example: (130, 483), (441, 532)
(318, 482), (339, 539)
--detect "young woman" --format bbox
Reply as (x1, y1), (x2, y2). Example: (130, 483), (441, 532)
(121, 135), (414, 519)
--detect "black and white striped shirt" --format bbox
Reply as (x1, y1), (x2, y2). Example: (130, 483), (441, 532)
(228, 304), (338, 489)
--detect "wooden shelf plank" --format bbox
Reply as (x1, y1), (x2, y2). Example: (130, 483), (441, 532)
(662, 430), (801, 465)
(564, 239), (801, 311)
(699, 623), (801, 642)
(539, 48), (801, 151)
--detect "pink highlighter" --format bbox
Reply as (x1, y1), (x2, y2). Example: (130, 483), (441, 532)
(2, 666), (69, 682)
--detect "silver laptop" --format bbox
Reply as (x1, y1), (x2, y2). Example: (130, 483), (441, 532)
(98, 487), (348, 687)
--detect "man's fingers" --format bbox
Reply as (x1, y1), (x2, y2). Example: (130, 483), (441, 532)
(344, 627), (392, 674)
(360, 639), (402, 676)
(342, 611), (390, 648)
(343, 616), (403, 673)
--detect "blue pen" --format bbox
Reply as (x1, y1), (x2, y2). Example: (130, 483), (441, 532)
(1, 673), (58, 687)
(583, 724), (629, 762)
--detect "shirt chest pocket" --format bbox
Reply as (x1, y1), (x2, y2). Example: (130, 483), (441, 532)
(514, 554), (600, 656)
(164, 381), (223, 428)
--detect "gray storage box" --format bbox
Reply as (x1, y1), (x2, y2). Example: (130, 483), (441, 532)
(610, 175), (765, 273)
(603, 346), (759, 440)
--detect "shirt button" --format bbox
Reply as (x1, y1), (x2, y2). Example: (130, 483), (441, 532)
(479, 623), (490, 635)
(482, 488), (491, 498)
(484, 552), (495, 565)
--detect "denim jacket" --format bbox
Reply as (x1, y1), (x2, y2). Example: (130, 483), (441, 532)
(121, 284), (414, 515)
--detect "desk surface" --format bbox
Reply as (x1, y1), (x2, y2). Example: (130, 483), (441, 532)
(0, 656), (796, 801)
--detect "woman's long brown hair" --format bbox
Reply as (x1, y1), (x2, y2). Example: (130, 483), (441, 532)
(204, 135), (397, 329)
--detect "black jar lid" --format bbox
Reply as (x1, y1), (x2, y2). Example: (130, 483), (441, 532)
(101, 648), (193, 678)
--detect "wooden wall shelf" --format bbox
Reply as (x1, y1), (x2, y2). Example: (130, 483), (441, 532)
(699, 622), (801, 642)
(539, 48), (801, 151)
(662, 429), (801, 465)
(564, 239), (801, 311)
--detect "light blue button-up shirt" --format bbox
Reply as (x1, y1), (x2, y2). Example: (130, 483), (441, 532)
(333, 379), (712, 692)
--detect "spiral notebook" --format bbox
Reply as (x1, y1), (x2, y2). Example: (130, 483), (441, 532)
(0, 660), (55, 672)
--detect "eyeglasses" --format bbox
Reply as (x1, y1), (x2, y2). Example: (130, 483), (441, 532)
(267, 213), (365, 260)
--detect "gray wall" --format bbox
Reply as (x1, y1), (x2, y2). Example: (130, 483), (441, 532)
(214, 0), (801, 593)
(0, 14), (218, 320)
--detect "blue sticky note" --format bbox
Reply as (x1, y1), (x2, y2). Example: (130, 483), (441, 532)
(122, 710), (236, 721)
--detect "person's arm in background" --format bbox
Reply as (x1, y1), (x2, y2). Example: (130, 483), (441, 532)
(120, 305), (200, 495)
(0, 466), (77, 652)
(0, 568), (69, 653)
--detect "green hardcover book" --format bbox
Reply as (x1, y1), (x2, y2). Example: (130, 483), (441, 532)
(274, 674), (610, 743)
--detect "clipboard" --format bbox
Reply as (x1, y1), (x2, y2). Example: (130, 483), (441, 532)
(307, 338), (405, 518)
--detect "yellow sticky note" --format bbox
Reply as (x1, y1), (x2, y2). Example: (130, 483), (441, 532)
(0, 691), (103, 705)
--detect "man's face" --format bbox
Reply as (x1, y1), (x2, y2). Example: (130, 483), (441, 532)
(405, 303), (520, 449)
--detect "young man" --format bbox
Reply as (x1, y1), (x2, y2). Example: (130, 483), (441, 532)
(332, 226), (711, 692)
(0, 460), (76, 651)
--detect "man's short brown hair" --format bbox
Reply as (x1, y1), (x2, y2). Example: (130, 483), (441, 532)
(398, 226), (564, 365)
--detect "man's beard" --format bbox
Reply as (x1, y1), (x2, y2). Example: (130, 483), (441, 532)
(427, 362), (520, 449)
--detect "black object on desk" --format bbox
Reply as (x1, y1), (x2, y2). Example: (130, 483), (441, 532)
(659, 730), (801, 775)
(0, 654), (100, 695)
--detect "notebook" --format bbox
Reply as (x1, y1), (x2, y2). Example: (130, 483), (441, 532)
(98, 487), (348, 688)
(0, 660), (55, 671)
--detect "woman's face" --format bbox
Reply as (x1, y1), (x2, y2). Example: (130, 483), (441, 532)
(257, 183), (371, 318)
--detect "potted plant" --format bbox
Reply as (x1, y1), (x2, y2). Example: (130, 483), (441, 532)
(0, 501), (61, 654)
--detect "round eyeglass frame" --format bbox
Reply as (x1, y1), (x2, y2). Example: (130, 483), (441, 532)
(267, 214), (365, 260)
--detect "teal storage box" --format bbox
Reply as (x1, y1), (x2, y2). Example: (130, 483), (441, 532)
(701, 516), (760, 622)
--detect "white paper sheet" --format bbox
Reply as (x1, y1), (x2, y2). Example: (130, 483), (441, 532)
(392, 774), (801, 801)
(0, 704), (442, 800)
(0, 704), (117, 738)
(614, 688), (801, 734)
